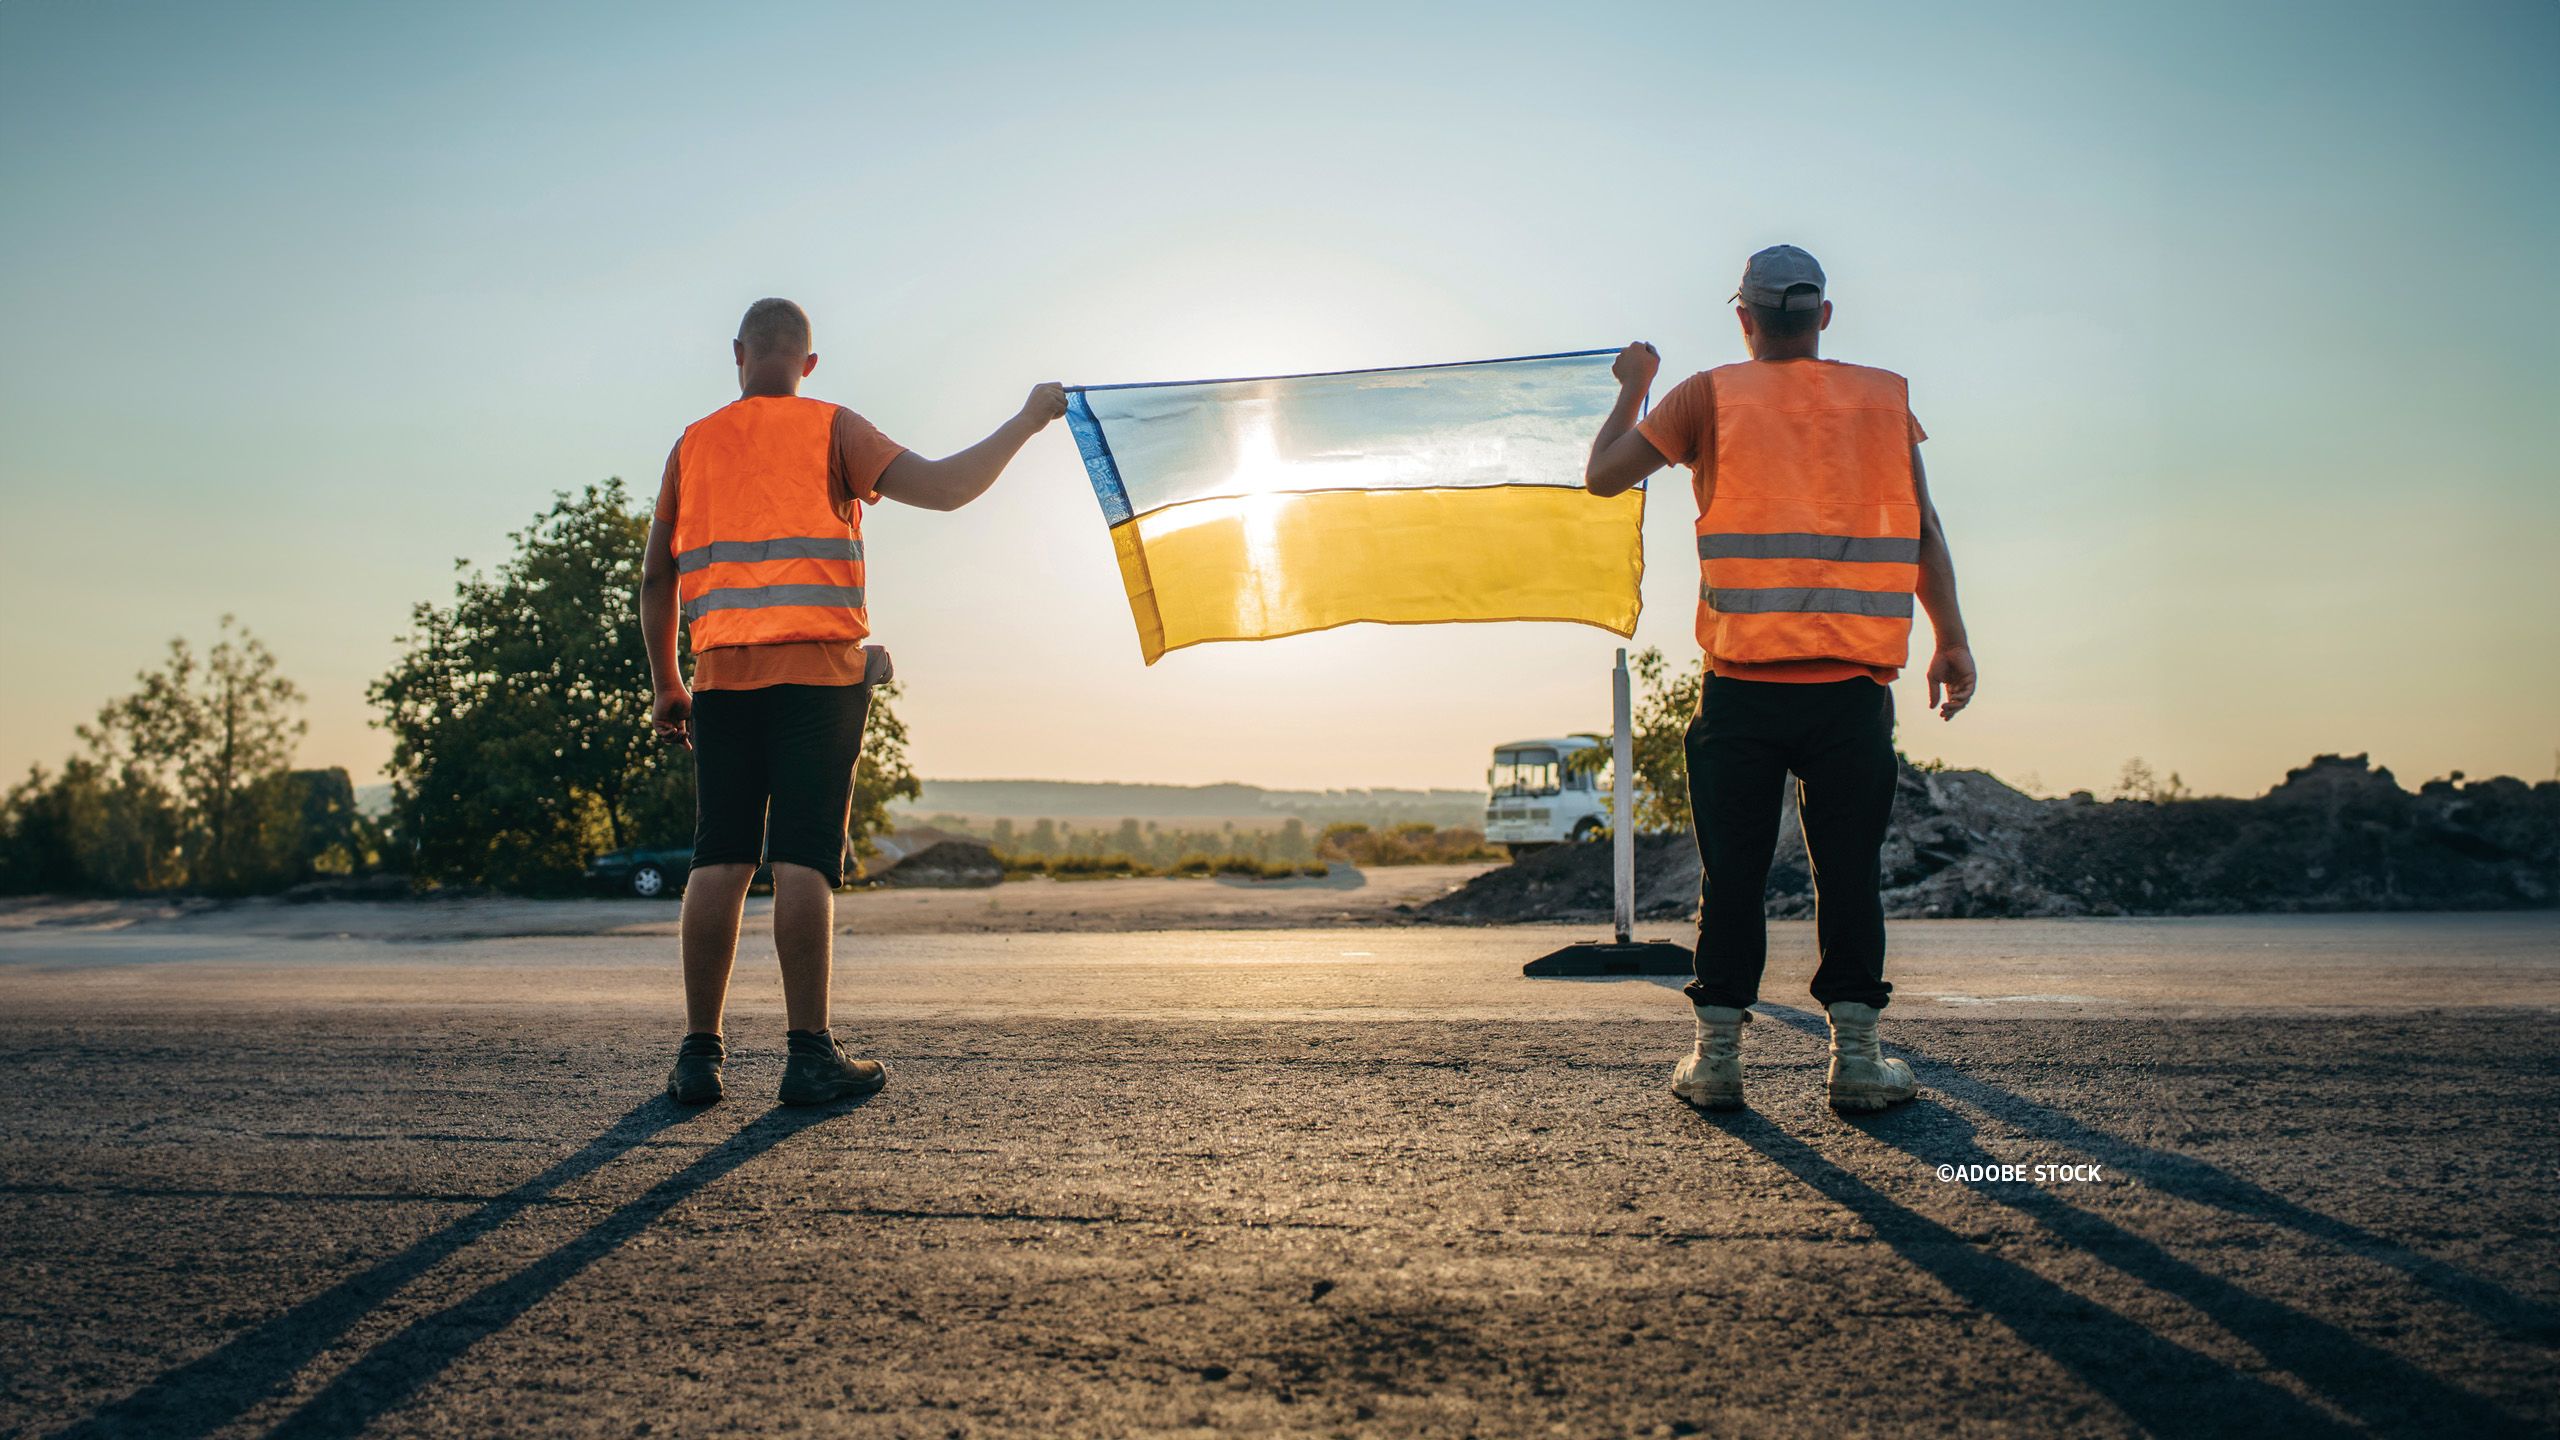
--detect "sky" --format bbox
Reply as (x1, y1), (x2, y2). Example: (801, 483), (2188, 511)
(2, 0), (2555, 799)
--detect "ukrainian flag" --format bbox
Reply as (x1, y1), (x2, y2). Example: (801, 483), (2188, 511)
(1065, 349), (1644, 664)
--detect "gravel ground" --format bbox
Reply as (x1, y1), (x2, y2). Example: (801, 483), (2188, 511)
(2, 914), (2555, 1438)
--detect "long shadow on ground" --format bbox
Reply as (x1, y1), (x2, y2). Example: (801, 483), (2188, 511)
(1754, 1001), (2560, 1345)
(51, 1098), (692, 1439)
(53, 1097), (855, 1440)
(258, 1102), (852, 1439)
(1700, 1106), (2358, 1438)
(1727, 1003), (2542, 1436)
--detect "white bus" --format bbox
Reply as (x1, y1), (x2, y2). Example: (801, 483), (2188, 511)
(1483, 736), (1611, 858)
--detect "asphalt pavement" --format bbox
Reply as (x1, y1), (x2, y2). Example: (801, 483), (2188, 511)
(2, 912), (2555, 1438)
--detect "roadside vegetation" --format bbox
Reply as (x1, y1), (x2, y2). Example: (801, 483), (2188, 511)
(1616, 647), (1704, 832)
(0, 481), (918, 898)
(909, 814), (1499, 880)
(0, 617), (376, 895)
(1316, 821), (1501, 865)
(1006, 852), (1327, 882)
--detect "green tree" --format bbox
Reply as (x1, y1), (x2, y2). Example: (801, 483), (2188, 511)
(1, 620), (322, 894)
(372, 479), (914, 891)
(1629, 648), (1703, 831)
(849, 680), (923, 859)
(79, 617), (308, 892)
(43, 757), (190, 893)
(0, 763), (124, 893)
(371, 482), (666, 888)
(276, 767), (378, 878)
(1563, 647), (1703, 833)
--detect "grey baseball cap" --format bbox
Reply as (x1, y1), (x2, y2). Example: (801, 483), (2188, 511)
(1733, 244), (1826, 310)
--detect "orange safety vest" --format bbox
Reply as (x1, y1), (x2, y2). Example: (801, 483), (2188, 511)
(1696, 360), (1920, 668)
(671, 395), (869, 652)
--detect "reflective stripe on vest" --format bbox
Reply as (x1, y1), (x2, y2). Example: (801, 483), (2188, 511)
(681, 583), (869, 623)
(670, 396), (870, 652)
(1702, 584), (1914, 618)
(1699, 533), (1918, 564)
(1693, 359), (1920, 668)
(675, 536), (865, 573)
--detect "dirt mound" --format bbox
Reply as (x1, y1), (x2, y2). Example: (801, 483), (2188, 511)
(1796, 763), (2082, 920)
(1419, 753), (2560, 925)
(872, 839), (1004, 889)
(2031, 754), (2560, 913)
(1422, 834), (1698, 925)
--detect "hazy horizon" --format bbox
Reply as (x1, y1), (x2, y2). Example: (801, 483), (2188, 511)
(355, 746), (2532, 811)
(5, 2), (2554, 799)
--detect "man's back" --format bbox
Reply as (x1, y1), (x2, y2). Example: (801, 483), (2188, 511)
(670, 394), (871, 654)
(1703, 358), (1914, 503)
(1641, 357), (1926, 675)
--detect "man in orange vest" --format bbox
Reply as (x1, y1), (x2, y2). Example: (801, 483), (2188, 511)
(1583, 245), (1977, 1114)
(639, 298), (1065, 1106)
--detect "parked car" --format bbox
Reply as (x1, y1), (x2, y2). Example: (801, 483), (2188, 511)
(584, 844), (692, 899)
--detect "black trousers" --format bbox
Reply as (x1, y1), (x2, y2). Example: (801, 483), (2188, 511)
(1683, 675), (1898, 1011)
(691, 683), (872, 887)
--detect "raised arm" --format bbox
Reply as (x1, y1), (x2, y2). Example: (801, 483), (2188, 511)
(638, 441), (691, 747)
(873, 383), (1069, 512)
(1913, 445), (1976, 720)
(1584, 342), (1671, 498)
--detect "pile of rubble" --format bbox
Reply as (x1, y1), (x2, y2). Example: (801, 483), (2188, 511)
(1419, 754), (2560, 925)
(2030, 754), (2560, 913)
(869, 838), (1004, 889)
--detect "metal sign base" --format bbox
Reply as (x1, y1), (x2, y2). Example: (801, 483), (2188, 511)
(1523, 940), (1695, 977)
(1524, 647), (1695, 981)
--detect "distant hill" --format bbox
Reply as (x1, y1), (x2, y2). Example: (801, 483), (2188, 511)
(893, 779), (1484, 830)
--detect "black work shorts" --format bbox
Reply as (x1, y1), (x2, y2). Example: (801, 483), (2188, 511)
(690, 683), (871, 887)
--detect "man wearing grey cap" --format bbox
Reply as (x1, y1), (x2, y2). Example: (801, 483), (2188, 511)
(1582, 244), (1977, 1114)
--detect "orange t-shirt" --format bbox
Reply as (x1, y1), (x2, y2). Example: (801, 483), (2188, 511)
(655, 403), (907, 691)
(1639, 364), (1927, 685)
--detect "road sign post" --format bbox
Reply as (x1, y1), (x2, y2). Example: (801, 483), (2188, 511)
(1524, 648), (1695, 978)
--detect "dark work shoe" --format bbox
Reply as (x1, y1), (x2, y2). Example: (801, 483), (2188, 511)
(666, 1033), (725, 1105)
(778, 1029), (888, 1106)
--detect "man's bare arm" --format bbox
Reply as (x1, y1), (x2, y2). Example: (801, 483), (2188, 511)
(639, 511), (692, 748)
(873, 383), (1069, 512)
(1913, 445), (1976, 720)
(638, 441), (691, 747)
(1585, 342), (1669, 498)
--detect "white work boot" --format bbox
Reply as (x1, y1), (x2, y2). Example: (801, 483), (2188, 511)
(1825, 1001), (1918, 1114)
(1671, 1005), (1750, 1110)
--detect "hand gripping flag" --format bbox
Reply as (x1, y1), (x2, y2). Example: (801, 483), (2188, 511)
(1065, 350), (1645, 664)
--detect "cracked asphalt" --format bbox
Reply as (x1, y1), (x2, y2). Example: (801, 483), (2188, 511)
(2, 911), (2556, 1438)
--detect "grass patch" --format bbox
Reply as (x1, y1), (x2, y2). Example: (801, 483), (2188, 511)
(1317, 822), (1501, 866)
